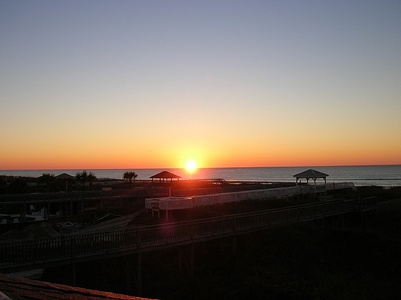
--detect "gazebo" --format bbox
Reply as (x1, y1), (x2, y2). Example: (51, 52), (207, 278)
(293, 169), (328, 186)
(55, 173), (75, 191)
(150, 171), (181, 183)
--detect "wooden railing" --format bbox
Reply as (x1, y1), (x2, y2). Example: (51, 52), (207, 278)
(0, 198), (374, 272)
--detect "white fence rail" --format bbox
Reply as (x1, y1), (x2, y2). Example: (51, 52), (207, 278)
(145, 183), (356, 212)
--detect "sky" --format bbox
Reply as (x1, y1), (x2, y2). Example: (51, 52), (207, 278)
(1, 0), (401, 170)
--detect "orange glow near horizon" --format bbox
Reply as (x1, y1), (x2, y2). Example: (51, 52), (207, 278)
(2, 151), (401, 170)
(1, 139), (401, 170)
(2, 158), (401, 170)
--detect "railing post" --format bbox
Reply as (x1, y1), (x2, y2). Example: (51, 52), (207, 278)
(360, 197), (365, 230)
(70, 237), (76, 286)
(232, 217), (237, 253)
(178, 247), (183, 274)
(340, 200), (345, 229)
(190, 242), (195, 277)
(321, 203), (325, 227)
(136, 230), (141, 249)
(137, 252), (142, 296)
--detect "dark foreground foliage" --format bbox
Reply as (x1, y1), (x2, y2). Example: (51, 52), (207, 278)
(42, 200), (401, 300)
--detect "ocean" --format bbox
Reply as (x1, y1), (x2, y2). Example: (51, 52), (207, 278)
(2, 165), (401, 187)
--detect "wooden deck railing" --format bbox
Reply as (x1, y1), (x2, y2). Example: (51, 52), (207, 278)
(0, 198), (374, 272)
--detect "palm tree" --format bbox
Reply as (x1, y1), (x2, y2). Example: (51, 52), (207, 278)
(76, 171), (96, 187)
(123, 171), (138, 187)
(75, 171), (95, 214)
(87, 172), (96, 186)
(76, 171), (89, 187)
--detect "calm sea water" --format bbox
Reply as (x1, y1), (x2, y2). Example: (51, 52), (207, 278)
(2, 165), (401, 187)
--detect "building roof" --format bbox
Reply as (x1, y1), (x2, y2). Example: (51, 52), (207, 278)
(55, 173), (75, 179)
(293, 169), (329, 179)
(150, 171), (181, 179)
(0, 273), (154, 300)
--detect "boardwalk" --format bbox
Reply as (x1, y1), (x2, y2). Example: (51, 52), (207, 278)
(0, 197), (376, 274)
(145, 182), (356, 220)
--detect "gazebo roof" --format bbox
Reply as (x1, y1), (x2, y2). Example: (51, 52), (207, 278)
(150, 171), (181, 179)
(293, 169), (328, 179)
(55, 173), (75, 179)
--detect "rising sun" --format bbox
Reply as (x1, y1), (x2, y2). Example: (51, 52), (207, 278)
(185, 160), (197, 173)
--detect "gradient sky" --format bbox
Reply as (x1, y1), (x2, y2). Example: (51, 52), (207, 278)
(1, 0), (401, 170)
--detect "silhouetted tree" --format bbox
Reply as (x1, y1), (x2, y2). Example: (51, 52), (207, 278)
(123, 171), (138, 187)
(76, 171), (89, 187)
(38, 173), (55, 192)
(76, 171), (96, 187)
(0, 176), (8, 194)
(76, 171), (96, 206)
(87, 172), (96, 186)
(8, 178), (27, 194)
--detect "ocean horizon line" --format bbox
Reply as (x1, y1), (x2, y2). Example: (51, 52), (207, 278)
(2, 163), (401, 172)
(1, 165), (401, 186)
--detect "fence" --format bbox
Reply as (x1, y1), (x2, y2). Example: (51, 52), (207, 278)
(0, 197), (373, 273)
(145, 183), (356, 213)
